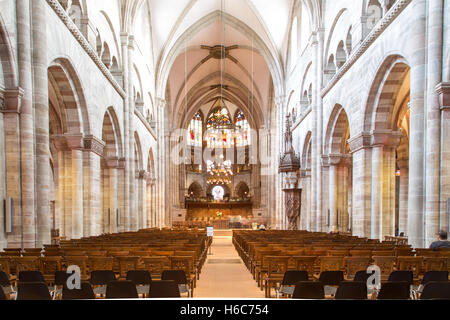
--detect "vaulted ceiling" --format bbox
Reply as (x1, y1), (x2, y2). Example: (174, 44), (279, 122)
(146, 0), (295, 129)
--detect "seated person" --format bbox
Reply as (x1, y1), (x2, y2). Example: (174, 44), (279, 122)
(430, 230), (450, 250)
(258, 224), (266, 231)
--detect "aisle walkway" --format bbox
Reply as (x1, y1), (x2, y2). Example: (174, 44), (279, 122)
(195, 233), (265, 298)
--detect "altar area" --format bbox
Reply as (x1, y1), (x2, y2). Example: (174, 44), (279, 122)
(173, 198), (267, 229)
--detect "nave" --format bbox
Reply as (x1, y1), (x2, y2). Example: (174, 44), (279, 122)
(1, 228), (450, 300)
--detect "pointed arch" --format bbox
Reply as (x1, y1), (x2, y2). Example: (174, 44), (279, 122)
(325, 104), (350, 155)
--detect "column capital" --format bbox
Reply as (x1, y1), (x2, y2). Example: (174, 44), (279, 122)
(370, 130), (402, 148)
(0, 87), (24, 113)
(436, 82), (450, 110)
(83, 135), (106, 157)
(348, 132), (372, 153)
(138, 170), (151, 180)
(300, 168), (311, 178)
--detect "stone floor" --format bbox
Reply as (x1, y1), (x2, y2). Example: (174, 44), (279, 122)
(194, 232), (266, 298)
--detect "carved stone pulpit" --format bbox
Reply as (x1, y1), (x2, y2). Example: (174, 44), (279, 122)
(279, 115), (301, 230)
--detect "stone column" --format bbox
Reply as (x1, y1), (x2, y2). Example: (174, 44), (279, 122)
(67, 135), (84, 239)
(437, 83), (450, 232)
(17, 0), (36, 248)
(117, 158), (126, 232)
(425, 0), (444, 245)
(349, 133), (372, 237)
(139, 170), (149, 229)
(33, 0), (51, 247)
(120, 33), (130, 231)
(397, 158), (409, 235)
(128, 36), (137, 232)
(371, 145), (383, 240)
(2, 89), (24, 247)
(325, 155), (341, 232)
(83, 136), (104, 236)
(310, 33), (319, 232)
(407, 0), (427, 248)
(106, 160), (119, 234)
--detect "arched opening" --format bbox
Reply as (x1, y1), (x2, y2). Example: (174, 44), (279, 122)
(365, 58), (410, 240)
(188, 182), (203, 198)
(325, 105), (352, 233)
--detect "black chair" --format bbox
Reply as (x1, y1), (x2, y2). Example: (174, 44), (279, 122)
(279, 271), (309, 296)
(0, 285), (6, 300)
(126, 270), (151, 296)
(421, 271), (448, 286)
(335, 281), (367, 300)
(148, 280), (180, 298)
(106, 281), (138, 299)
(319, 271), (344, 296)
(420, 282), (450, 300)
(388, 271), (413, 286)
(18, 271), (45, 283)
(0, 271), (10, 287)
(318, 271), (344, 286)
(90, 270), (116, 296)
(377, 281), (410, 300)
(62, 282), (95, 300)
(16, 282), (52, 300)
(161, 270), (190, 297)
(292, 281), (325, 299)
(354, 270), (371, 283)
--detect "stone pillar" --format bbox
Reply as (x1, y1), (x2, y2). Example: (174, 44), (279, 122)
(120, 33), (130, 231)
(128, 36), (137, 232)
(437, 83), (450, 233)
(349, 133), (372, 237)
(107, 161), (119, 234)
(2, 89), (24, 247)
(425, 0), (444, 245)
(117, 158), (126, 232)
(407, 0), (427, 248)
(83, 136), (104, 236)
(17, 0), (36, 248)
(397, 158), (409, 235)
(371, 145), (383, 240)
(67, 135), (84, 239)
(156, 98), (167, 228)
(33, 0), (51, 247)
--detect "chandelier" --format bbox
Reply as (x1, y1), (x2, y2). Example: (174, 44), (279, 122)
(207, 158), (233, 185)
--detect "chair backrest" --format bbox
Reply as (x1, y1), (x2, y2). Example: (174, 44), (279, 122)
(0, 271), (10, 287)
(88, 257), (114, 271)
(293, 256), (316, 275)
(148, 280), (180, 298)
(349, 250), (372, 257)
(141, 257), (168, 276)
(344, 257), (371, 279)
(117, 256), (140, 278)
(90, 270), (116, 286)
(292, 281), (325, 299)
(161, 270), (187, 285)
(388, 271), (413, 285)
(335, 281), (368, 300)
(0, 284), (6, 300)
(62, 282), (95, 300)
(266, 256), (290, 277)
(423, 257), (447, 272)
(320, 256), (344, 273)
(377, 282), (410, 300)
(64, 256), (88, 277)
(396, 256), (423, 278)
(372, 256), (396, 275)
(318, 271), (344, 286)
(17, 282), (52, 300)
(14, 257), (40, 274)
(106, 280), (139, 299)
(40, 257), (62, 275)
(420, 281), (450, 300)
(18, 271), (45, 283)
(54, 271), (70, 286)
(421, 271), (449, 285)
(0, 258), (10, 275)
(353, 270), (371, 283)
(282, 271), (309, 286)
(126, 270), (152, 285)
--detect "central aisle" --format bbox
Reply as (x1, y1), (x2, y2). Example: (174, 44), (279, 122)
(195, 233), (266, 298)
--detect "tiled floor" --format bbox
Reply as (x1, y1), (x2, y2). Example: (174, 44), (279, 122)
(194, 235), (266, 298)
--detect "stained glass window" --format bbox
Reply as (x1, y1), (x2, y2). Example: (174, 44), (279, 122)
(206, 107), (233, 148)
(187, 112), (202, 147)
(235, 110), (251, 147)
